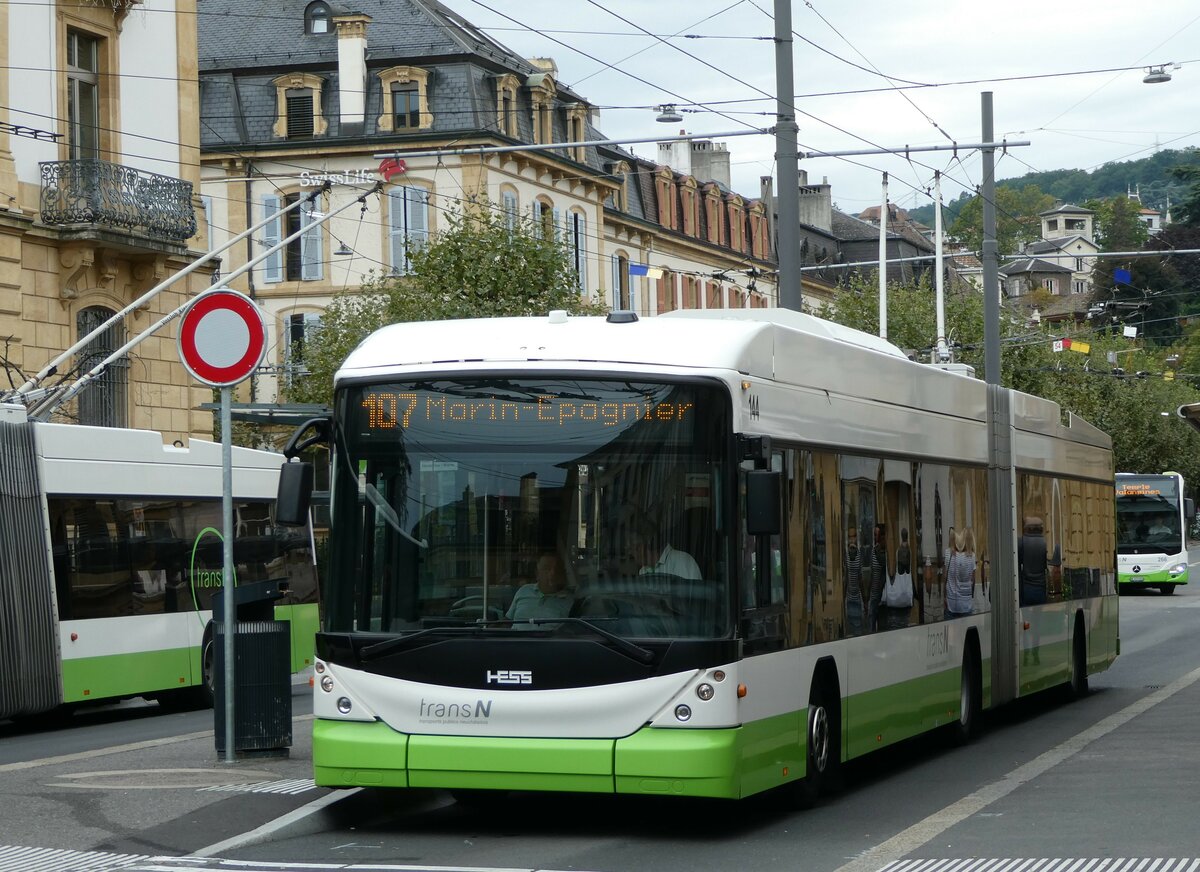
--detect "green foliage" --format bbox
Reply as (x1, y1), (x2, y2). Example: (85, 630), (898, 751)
(947, 185), (1055, 255)
(287, 200), (606, 406)
(1170, 163), (1200, 227)
(1083, 195), (1149, 250)
(910, 147), (1199, 227)
(823, 277), (1200, 488)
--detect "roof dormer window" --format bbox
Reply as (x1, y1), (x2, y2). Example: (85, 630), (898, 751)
(306, 1), (330, 34)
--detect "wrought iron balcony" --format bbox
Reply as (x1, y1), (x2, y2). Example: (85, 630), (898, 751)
(39, 159), (196, 242)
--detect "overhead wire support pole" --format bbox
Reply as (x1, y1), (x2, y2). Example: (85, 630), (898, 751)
(773, 0), (803, 312)
(31, 182), (382, 421)
(7, 185), (328, 404)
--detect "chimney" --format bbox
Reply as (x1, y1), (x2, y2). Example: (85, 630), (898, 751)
(657, 136), (692, 176)
(689, 140), (730, 187)
(334, 13), (371, 135)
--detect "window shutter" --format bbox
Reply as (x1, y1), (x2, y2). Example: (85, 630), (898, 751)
(553, 207), (561, 242)
(611, 255), (620, 305)
(261, 194), (282, 284)
(502, 191), (518, 231)
(300, 201), (322, 281)
(389, 187), (429, 275)
(286, 89), (315, 138)
(201, 195), (213, 252)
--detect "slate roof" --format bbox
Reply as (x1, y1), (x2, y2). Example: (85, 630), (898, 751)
(1038, 203), (1094, 217)
(1000, 257), (1073, 275)
(1025, 236), (1096, 255)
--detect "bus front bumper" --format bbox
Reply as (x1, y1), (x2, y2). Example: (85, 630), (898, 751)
(312, 718), (749, 798)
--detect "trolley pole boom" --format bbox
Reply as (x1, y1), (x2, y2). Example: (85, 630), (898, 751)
(7, 184), (329, 404)
(30, 182), (382, 421)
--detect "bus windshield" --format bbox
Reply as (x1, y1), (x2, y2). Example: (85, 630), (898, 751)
(1116, 474), (1183, 554)
(324, 377), (733, 640)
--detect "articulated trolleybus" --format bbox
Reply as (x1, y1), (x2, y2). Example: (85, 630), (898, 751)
(1115, 471), (1194, 595)
(0, 405), (320, 722)
(278, 308), (1117, 803)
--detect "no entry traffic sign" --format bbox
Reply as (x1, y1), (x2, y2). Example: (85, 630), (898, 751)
(177, 290), (267, 387)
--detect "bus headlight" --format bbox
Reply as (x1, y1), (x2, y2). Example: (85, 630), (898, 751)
(337, 697), (353, 714)
(674, 704), (692, 721)
(1169, 563), (1187, 576)
(696, 683), (715, 701)
(320, 676), (334, 693)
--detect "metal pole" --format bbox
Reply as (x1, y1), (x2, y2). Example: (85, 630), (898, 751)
(879, 172), (888, 340)
(934, 171), (947, 362)
(220, 385), (235, 763)
(981, 92), (1001, 386)
(773, 0), (802, 311)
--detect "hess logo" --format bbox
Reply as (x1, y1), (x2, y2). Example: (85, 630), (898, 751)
(486, 670), (532, 685)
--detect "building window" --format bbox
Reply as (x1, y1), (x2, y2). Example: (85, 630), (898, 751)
(533, 199), (557, 241)
(285, 312), (322, 385)
(305, 1), (330, 34)
(501, 189), (519, 232)
(1044, 279), (1057, 294)
(391, 84), (419, 129)
(377, 66), (432, 132)
(260, 193), (322, 283)
(1073, 280), (1087, 294)
(272, 73), (327, 138)
(567, 210), (587, 293)
(1046, 219), (1058, 232)
(76, 306), (127, 428)
(657, 270), (675, 313)
(388, 185), (429, 275)
(565, 104), (588, 162)
(67, 30), (101, 161)
(612, 253), (630, 310)
(495, 74), (520, 138)
(286, 88), (315, 138)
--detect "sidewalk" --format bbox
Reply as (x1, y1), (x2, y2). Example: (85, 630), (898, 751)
(0, 674), (337, 869)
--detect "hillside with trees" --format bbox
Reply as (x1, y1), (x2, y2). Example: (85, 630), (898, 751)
(907, 147), (1199, 228)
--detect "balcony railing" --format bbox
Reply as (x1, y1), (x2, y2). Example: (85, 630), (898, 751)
(40, 159), (196, 242)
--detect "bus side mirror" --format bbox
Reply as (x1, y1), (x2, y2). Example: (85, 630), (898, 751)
(746, 469), (781, 536)
(276, 460), (314, 527)
(1187, 498), (1195, 521)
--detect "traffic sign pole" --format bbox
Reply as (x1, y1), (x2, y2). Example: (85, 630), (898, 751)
(175, 290), (267, 763)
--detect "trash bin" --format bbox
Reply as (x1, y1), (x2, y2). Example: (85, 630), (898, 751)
(213, 580), (292, 757)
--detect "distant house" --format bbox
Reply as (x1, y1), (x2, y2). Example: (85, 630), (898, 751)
(1029, 202), (1098, 297)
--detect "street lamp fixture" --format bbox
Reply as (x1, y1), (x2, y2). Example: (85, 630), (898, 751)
(334, 242), (353, 256)
(655, 104), (683, 123)
(1143, 66), (1172, 84)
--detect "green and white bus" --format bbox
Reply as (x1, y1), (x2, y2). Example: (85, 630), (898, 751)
(278, 308), (1118, 803)
(1116, 471), (1194, 595)
(0, 405), (320, 721)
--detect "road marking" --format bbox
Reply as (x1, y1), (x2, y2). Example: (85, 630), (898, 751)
(832, 664), (1200, 872)
(0, 845), (146, 871)
(199, 778), (318, 795)
(189, 787), (361, 858)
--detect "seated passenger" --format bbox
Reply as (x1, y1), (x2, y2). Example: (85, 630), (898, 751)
(506, 553), (573, 628)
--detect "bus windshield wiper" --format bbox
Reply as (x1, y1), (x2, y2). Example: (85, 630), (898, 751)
(526, 617), (656, 664)
(359, 623), (507, 661)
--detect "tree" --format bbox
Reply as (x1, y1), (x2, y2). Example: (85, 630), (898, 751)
(821, 276), (1200, 484)
(1084, 195), (1149, 251)
(948, 184), (1054, 256)
(1169, 163), (1200, 227)
(288, 200), (607, 405)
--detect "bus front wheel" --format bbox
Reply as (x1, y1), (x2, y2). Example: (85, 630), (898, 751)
(795, 679), (840, 806)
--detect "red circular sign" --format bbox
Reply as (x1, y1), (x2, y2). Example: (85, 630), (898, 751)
(177, 290), (266, 386)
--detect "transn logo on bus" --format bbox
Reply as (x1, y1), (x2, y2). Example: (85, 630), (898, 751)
(486, 670), (532, 685)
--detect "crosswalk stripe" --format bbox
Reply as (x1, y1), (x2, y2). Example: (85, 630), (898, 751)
(197, 779), (318, 796)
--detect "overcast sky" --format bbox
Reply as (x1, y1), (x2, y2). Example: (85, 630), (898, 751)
(442, 0), (1200, 217)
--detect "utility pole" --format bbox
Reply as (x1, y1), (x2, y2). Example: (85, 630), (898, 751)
(981, 91), (1016, 705)
(773, 0), (802, 311)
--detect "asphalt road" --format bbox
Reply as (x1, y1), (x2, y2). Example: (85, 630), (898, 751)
(4, 557), (1200, 872)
